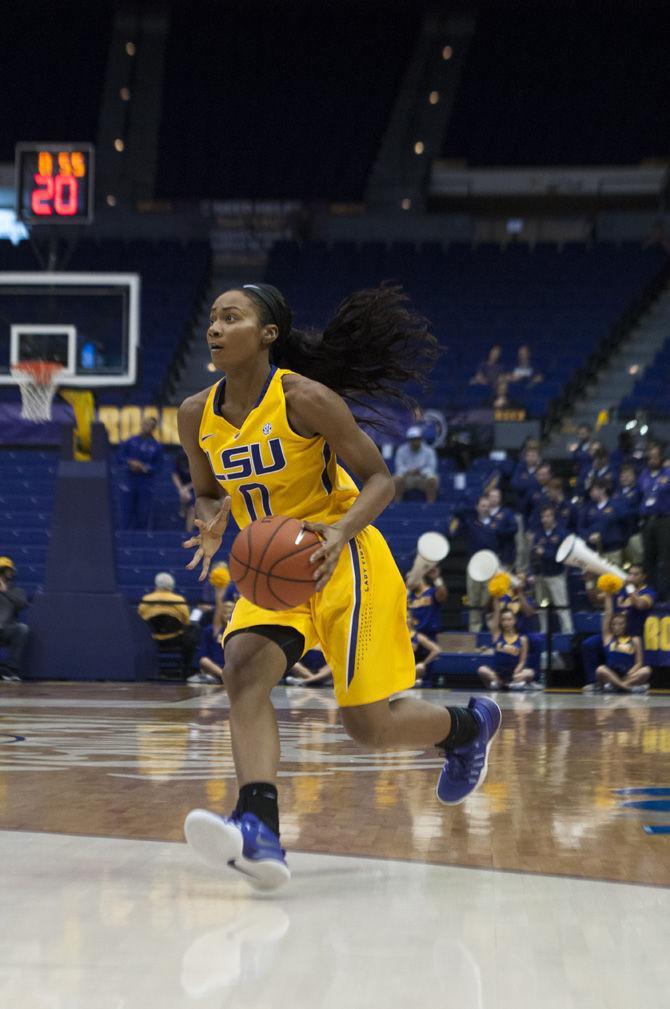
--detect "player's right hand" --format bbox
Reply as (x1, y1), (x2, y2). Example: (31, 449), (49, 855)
(183, 497), (232, 581)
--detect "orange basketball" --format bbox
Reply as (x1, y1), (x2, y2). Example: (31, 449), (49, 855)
(228, 515), (321, 610)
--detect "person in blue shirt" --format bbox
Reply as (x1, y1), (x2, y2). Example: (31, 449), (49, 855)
(487, 487), (518, 568)
(511, 441), (542, 521)
(577, 444), (614, 497)
(406, 617), (442, 687)
(188, 599), (234, 684)
(610, 430), (638, 478)
(639, 442), (670, 600)
(511, 441), (543, 570)
(595, 595), (651, 693)
(172, 449), (196, 532)
(530, 506), (573, 634)
(582, 563), (656, 690)
(496, 571), (542, 682)
(478, 605), (535, 691)
(546, 477), (578, 533)
(452, 495), (498, 631)
(118, 417), (164, 529)
(570, 423), (594, 475)
(407, 566), (447, 639)
(526, 462), (553, 520)
(578, 479), (627, 564)
(614, 564), (656, 638)
(614, 463), (642, 564)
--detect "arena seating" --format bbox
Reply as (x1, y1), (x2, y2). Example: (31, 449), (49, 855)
(0, 450), (58, 598)
(109, 455), (487, 603)
(266, 241), (665, 417)
(157, 0), (424, 199)
(0, 442), (635, 683)
(443, 7), (670, 166)
(619, 337), (670, 417)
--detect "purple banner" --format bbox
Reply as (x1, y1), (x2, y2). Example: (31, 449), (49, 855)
(0, 403), (74, 445)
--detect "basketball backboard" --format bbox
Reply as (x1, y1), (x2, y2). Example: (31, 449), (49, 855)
(0, 272), (139, 386)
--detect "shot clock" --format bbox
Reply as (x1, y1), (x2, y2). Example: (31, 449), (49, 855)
(15, 143), (95, 224)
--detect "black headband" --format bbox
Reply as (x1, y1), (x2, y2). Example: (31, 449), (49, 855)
(243, 283), (292, 341)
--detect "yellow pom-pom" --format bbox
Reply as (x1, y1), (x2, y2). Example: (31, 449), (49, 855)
(488, 572), (512, 598)
(597, 573), (624, 595)
(209, 563), (231, 588)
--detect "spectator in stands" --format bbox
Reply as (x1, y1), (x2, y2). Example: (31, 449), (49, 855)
(393, 426), (439, 503)
(493, 571), (542, 681)
(452, 494), (498, 631)
(492, 376), (513, 409)
(172, 449), (195, 532)
(118, 417), (164, 529)
(511, 440), (542, 514)
(138, 572), (199, 674)
(639, 442), (670, 600)
(408, 566), (447, 639)
(286, 647), (333, 688)
(578, 479), (627, 564)
(570, 423), (594, 470)
(610, 431), (638, 476)
(488, 487), (518, 568)
(477, 604), (535, 691)
(0, 558), (28, 682)
(471, 344), (504, 386)
(527, 462), (553, 525)
(614, 463), (642, 563)
(510, 344), (542, 386)
(187, 600), (234, 685)
(581, 562), (655, 691)
(531, 505), (574, 634)
(615, 564), (656, 638)
(511, 439), (543, 571)
(545, 477), (578, 533)
(409, 621), (442, 687)
(578, 443), (613, 495)
(596, 596), (651, 693)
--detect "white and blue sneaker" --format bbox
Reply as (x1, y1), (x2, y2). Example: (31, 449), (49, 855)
(184, 810), (290, 892)
(436, 696), (502, 806)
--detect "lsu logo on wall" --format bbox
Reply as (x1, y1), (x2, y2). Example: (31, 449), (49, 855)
(209, 438), (286, 481)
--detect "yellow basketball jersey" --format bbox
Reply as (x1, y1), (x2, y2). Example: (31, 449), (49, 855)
(198, 366), (359, 528)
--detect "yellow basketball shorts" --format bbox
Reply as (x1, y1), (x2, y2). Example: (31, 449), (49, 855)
(223, 524), (416, 707)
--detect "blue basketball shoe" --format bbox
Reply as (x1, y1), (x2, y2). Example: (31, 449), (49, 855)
(184, 810), (290, 892)
(436, 696), (502, 805)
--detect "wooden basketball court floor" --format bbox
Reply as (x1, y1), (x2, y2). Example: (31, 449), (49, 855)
(1, 683), (669, 1008)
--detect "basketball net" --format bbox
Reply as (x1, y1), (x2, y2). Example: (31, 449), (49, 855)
(10, 361), (64, 422)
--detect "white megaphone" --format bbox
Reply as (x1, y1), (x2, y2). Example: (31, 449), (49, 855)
(406, 531), (450, 590)
(466, 549), (499, 583)
(466, 549), (519, 588)
(555, 534), (627, 581)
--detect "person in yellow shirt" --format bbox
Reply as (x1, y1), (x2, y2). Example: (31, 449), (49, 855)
(138, 572), (198, 672)
(179, 281), (501, 892)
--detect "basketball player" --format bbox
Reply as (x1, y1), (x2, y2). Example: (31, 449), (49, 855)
(179, 283), (500, 890)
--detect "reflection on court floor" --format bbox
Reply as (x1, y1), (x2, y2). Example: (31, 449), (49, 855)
(0, 685), (669, 885)
(1, 685), (669, 1009)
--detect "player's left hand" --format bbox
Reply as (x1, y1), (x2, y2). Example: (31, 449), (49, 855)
(303, 520), (348, 592)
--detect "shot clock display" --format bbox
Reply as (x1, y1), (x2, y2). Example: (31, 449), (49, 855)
(15, 143), (95, 224)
